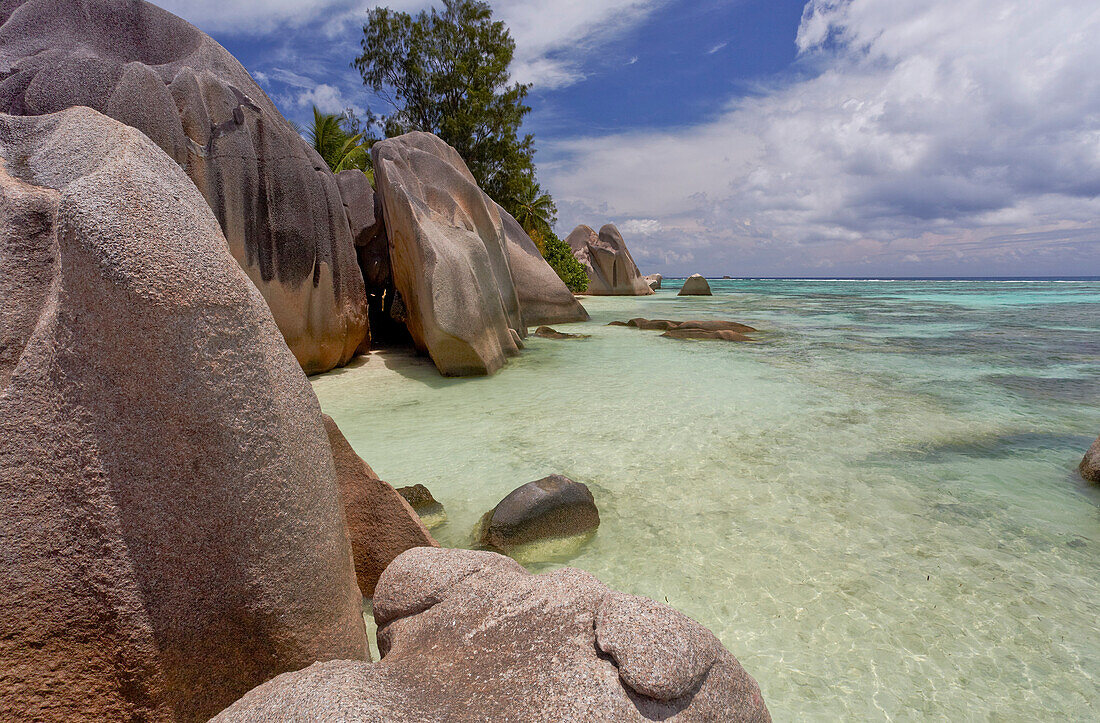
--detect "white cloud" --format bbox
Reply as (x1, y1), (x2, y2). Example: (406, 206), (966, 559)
(296, 83), (359, 115)
(620, 218), (663, 235)
(158, 1), (665, 89)
(544, 0), (1100, 276)
(707, 41), (727, 55)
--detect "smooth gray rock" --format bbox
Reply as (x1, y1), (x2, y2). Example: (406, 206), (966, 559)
(479, 474), (600, 552)
(0, 0), (368, 373)
(1081, 435), (1100, 483)
(372, 132), (526, 375)
(645, 273), (663, 290)
(498, 202), (590, 326)
(678, 274), (713, 296)
(0, 107), (365, 722)
(566, 223), (653, 296)
(213, 547), (771, 722)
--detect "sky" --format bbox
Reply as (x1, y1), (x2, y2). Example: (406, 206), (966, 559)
(157, 0), (1100, 277)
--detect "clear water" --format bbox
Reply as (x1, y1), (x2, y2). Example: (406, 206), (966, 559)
(312, 279), (1100, 720)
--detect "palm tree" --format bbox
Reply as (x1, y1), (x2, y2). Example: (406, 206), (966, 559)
(307, 107), (370, 174)
(509, 182), (556, 239)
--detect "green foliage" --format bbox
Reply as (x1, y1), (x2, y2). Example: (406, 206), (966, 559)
(509, 181), (556, 240)
(536, 227), (589, 293)
(355, 0), (535, 204)
(307, 106), (373, 176)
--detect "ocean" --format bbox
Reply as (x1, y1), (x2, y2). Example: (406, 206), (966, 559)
(313, 278), (1100, 720)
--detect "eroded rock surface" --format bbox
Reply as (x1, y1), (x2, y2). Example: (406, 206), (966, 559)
(534, 326), (589, 340)
(1081, 435), (1100, 483)
(566, 223), (653, 296)
(324, 415), (437, 597)
(396, 484), (447, 529)
(0, 0), (367, 373)
(0, 108), (365, 722)
(662, 328), (751, 342)
(214, 548), (771, 722)
(645, 273), (663, 291)
(499, 203), (590, 326)
(678, 274), (712, 296)
(372, 132), (525, 375)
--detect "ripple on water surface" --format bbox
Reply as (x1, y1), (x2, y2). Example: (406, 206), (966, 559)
(313, 279), (1100, 720)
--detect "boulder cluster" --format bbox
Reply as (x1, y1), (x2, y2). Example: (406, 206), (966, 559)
(566, 223), (655, 295)
(0, 1), (769, 720)
(611, 318), (757, 342)
(0, 0), (587, 377)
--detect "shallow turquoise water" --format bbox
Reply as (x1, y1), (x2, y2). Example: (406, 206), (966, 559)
(313, 279), (1100, 720)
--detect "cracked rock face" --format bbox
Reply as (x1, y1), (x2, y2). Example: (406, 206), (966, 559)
(372, 132), (526, 376)
(0, 107), (365, 722)
(214, 547), (771, 722)
(0, 0), (367, 373)
(566, 223), (654, 296)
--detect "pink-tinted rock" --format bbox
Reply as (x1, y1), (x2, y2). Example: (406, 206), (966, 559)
(372, 132), (525, 376)
(1081, 435), (1100, 483)
(566, 223), (653, 296)
(0, 108), (365, 722)
(0, 0), (367, 374)
(661, 328), (752, 342)
(323, 415), (438, 597)
(214, 548), (771, 722)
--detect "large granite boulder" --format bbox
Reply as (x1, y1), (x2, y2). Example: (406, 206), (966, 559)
(566, 223), (653, 296)
(498, 203), (589, 326)
(324, 415), (438, 597)
(0, 0), (368, 374)
(372, 131), (525, 375)
(0, 108), (366, 721)
(645, 273), (663, 290)
(214, 547), (771, 722)
(1081, 435), (1100, 483)
(678, 274), (713, 296)
(479, 475), (600, 555)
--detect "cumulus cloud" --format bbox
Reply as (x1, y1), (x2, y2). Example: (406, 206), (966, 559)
(620, 218), (663, 235)
(544, 0), (1100, 276)
(158, 1), (664, 89)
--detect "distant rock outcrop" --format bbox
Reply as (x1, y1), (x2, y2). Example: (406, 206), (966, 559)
(678, 274), (713, 296)
(612, 318), (757, 334)
(0, 108), (365, 722)
(662, 328), (751, 342)
(645, 273), (663, 290)
(0, 0), (368, 373)
(566, 223), (654, 295)
(498, 203), (590, 326)
(1081, 435), (1100, 483)
(213, 548), (772, 722)
(324, 415), (437, 597)
(479, 475), (600, 554)
(372, 132), (525, 376)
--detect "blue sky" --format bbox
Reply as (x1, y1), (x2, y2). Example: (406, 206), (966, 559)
(158, 0), (1100, 277)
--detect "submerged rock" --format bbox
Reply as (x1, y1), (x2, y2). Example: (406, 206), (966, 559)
(566, 223), (653, 296)
(499, 203), (590, 326)
(372, 132), (524, 376)
(534, 326), (589, 339)
(0, 108), (365, 721)
(645, 273), (663, 290)
(213, 547), (771, 722)
(396, 484), (448, 529)
(611, 318), (757, 335)
(1081, 436), (1100, 483)
(678, 274), (713, 296)
(479, 475), (600, 556)
(324, 416), (438, 597)
(662, 328), (752, 342)
(0, 0), (368, 374)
